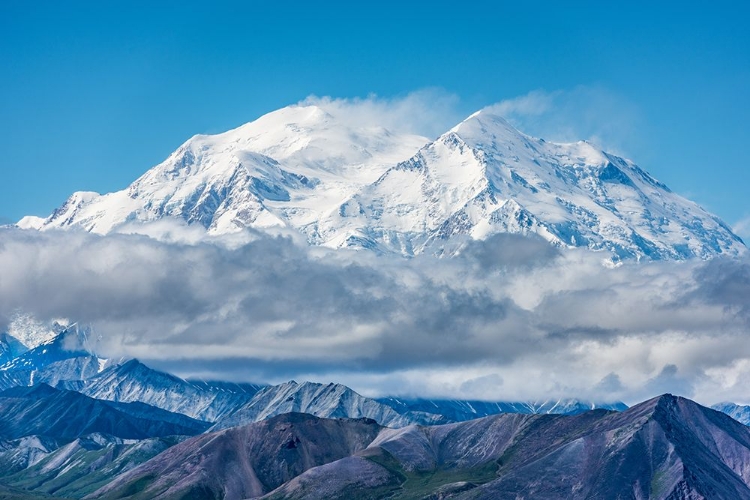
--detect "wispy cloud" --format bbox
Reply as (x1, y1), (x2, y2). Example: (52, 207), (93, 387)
(485, 86), (643, 157)
(300, 89), (465, 139)
(2, 225), (750, 406)
(298, 87), (641, 157)
(734, 216), (750, 243)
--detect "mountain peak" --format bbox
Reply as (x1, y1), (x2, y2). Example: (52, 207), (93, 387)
(247, 103), (334, 128)
(449, 109), (530, 146)
(20, 104), (745, 260)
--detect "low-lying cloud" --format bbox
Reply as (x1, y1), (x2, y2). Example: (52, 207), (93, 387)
(1, 224), (749, 406)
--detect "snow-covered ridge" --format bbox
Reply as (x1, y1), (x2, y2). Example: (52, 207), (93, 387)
(5, 313), (69, 350)
(22, 104), (745, 260)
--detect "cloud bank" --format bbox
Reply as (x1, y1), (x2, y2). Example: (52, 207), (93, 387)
(1, 224), (749, 406)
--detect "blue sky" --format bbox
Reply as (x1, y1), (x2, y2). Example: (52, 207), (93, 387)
(1, 1), (748, 237)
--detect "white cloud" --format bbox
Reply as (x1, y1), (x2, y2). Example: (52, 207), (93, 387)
(485, 86), (643, 157)
(2, 226), (750, 406)
(734, 216), (750, 243)
(299, 89), (465, 139)
(297, 87), (641, 157)
(2, 89), (742, 406)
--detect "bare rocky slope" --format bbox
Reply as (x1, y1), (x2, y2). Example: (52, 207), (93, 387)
(2, 392), (750, 499)
(36, 394), (750, 500)
(263, 394), (750, 500)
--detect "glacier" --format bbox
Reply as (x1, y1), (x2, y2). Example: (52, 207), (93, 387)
(20, 104), (745, 261)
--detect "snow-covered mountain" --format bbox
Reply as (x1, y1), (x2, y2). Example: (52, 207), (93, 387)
(0, 434), (183, 498)
(210, 381), (630, 431)
(23, 105), (427, 237)
(21, 104), (744, 260)
(0, 324), (98, 372)
(211, 381), (446, 430)
(712, 402), (750, 426)
(0, 331), (630, 429)
(65, 359), (264, 422)
(3, 314), (70, 351)
(376, 396), (627, 422)
(0, 333), (27, 366)
(322, 111), (745, 259)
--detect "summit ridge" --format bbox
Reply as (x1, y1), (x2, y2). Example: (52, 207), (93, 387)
(23, 105), (745, 260)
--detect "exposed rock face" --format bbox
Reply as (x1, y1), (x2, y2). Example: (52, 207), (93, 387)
(87, 412), (383, 500)
(262, 395), (750, 499)
(74, 395), (750, 499)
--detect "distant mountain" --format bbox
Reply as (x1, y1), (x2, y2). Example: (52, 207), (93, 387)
(0, 435), (60, 475)
(712, 402), (750, 426)
(0, 330), (748, 500)
(66, 358), (264, 422)
(1, 314), (69, 350)
(0, 325), (115, 402)
(317, 111), (745, 259)
(376, 396), (627, 421)
(6, 331), (750, 498)
(23, 105), (426, 237)
(0, 333), (27, 366)
(213, 381), (627, 432)
(0, 338), (627, 430)
(212, 381), (446, 431)
(0, 324), (97, 372)
(0, 370), (31, 392)
(0, 356), (113, 395)
(0, 384), (209, 441)
(21, 104), (744, 260)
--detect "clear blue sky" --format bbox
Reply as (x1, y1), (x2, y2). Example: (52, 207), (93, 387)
(1, 1), (748, 234)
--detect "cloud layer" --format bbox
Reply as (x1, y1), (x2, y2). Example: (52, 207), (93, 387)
(2, 224), (749, 406)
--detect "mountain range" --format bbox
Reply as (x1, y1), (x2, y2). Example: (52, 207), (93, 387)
(0, 324), (749, 498)
(4, 394), (750, 499)
(0, 326), (625, 428)
(4, 103), (750, 498)
(17, 104), (745, 260)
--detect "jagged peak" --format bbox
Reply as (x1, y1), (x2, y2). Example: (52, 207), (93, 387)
(623, 393), (705, 421)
